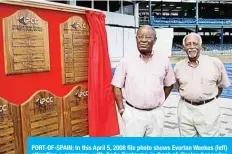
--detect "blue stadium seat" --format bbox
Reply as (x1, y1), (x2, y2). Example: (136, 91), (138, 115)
(151, 18), (232, 27)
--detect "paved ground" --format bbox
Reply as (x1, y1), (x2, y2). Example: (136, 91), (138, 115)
(117, 92), (232, 137)
(163, 93), (232, 137)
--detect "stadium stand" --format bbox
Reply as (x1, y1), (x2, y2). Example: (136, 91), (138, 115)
(139, 0), (232, 99)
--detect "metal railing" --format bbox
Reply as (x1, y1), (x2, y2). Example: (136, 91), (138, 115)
(171, 44), (232, 63)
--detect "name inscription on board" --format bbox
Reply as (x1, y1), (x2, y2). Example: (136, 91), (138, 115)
(3, 9), (50, 75)
(60, 16), (89, 84)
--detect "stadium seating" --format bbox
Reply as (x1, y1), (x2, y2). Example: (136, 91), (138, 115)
(150, 17), (232, 27)
(172, 44), (232, 51)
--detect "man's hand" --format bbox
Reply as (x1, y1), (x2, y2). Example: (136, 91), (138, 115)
(118, 108), (125, 116)
(164, 84), (174, 100)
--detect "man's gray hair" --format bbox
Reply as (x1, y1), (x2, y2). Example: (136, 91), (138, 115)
(182, 32), (202, 46)
(137, 25), (156, 39)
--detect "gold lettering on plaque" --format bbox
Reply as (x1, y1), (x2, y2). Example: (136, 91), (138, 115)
(60, 16), (89, 84)
(0, 98), (23, 154)
(63, 85), (89, 136)
(3, 9), (50, 75)
(20, 91), (63, 151)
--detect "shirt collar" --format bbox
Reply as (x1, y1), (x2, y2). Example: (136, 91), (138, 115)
(187, 54), (202, 68)
(139, 50), (154, 61)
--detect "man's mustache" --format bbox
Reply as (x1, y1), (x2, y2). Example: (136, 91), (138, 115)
(187, 49), (198, 52)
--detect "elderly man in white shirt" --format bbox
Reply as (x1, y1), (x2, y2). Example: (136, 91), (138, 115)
(174, 33), (230, 137)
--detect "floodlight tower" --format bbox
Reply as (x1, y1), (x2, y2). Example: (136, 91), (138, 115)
(149, 0), (152, 25)
(196, 0), (199, 33)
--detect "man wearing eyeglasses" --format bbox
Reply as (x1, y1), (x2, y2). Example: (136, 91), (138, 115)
(111, 25), (175, 137)
(174, 33), (230, 137)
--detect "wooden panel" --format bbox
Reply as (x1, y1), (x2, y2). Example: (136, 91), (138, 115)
(13, 47), (44, 55)
(63, 85), (88, 136)
(14, 61), (45, 71)
(0, 1), (85, 15)
(21, 91), (64, 152)
(0, 98), (23, 154)
(60, 16), (89, 84)
(12, 33), (44, 39)
(31, 123), (59, 136)
(30, 117), (58, 129)
(12, 39), (44, 47)
(13, 54), (44, 62)
(3, 9), (50, 75)
(0, 143), (15, 154)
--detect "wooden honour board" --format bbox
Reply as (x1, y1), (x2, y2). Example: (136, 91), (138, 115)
(60, 16), (89, 84)
(0, 98), (23, 154)
(20, 91), (63, 152)
(63, 85), (88, 136)
(3, 9), (50, 75)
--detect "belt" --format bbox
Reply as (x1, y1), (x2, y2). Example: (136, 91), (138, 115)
(181, 97), (215, 106)
(125, 101), (158, 111)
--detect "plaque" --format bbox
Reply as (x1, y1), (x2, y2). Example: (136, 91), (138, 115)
(20, 91), (64, 151)
(60, 16), (89, 84)
(3, 9), (50, 75)
(63, 85), (88, 136)
(0, 98), (23, 154)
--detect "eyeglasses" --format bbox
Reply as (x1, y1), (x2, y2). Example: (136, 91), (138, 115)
(137, 35), (154, 41)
